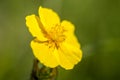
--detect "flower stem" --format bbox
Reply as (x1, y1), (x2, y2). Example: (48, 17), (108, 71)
(31, 58), (58, 80)
(31, 58), (39, 80)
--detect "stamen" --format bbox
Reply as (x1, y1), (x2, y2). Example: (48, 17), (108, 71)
(33, 38), (48, 43)
(33, 24), (66, 49)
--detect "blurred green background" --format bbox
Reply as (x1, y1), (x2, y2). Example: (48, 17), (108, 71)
(0, 0), (120, 80)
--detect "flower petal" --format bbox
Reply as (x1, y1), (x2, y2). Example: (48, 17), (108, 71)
(58, 50), (74, 70)
(26, 14), (47, 40)
(59, 42), (82, 70)
(61, 20), (80, 48)
(61, 20), (75, 33)
(31, 40), (59, 68)
(39, 6), (60, 30)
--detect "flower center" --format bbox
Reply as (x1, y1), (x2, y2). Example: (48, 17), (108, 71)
(47, 24), (65, 49)
(34, 24), (66, 49)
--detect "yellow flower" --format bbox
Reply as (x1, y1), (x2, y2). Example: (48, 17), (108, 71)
(25, 6), (82, 70)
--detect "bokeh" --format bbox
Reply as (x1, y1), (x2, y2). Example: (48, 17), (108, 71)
(0, 0), (120, 80)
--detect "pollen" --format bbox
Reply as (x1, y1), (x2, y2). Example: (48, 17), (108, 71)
(49, 25), (65, 48)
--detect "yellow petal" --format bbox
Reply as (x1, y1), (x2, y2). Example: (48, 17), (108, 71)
(31, 40), (59, 68)
(59, 42), (82, 70)
(61, 20), (80, 48)
(61, 20), (75, 33)
(39, 6), (60, 30)
(25, 14), (47, 40)
(58, 49), (74, 70)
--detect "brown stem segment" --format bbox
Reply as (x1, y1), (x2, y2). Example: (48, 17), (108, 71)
(31, 58), (58, 80)
(31, 58), (39, 80)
